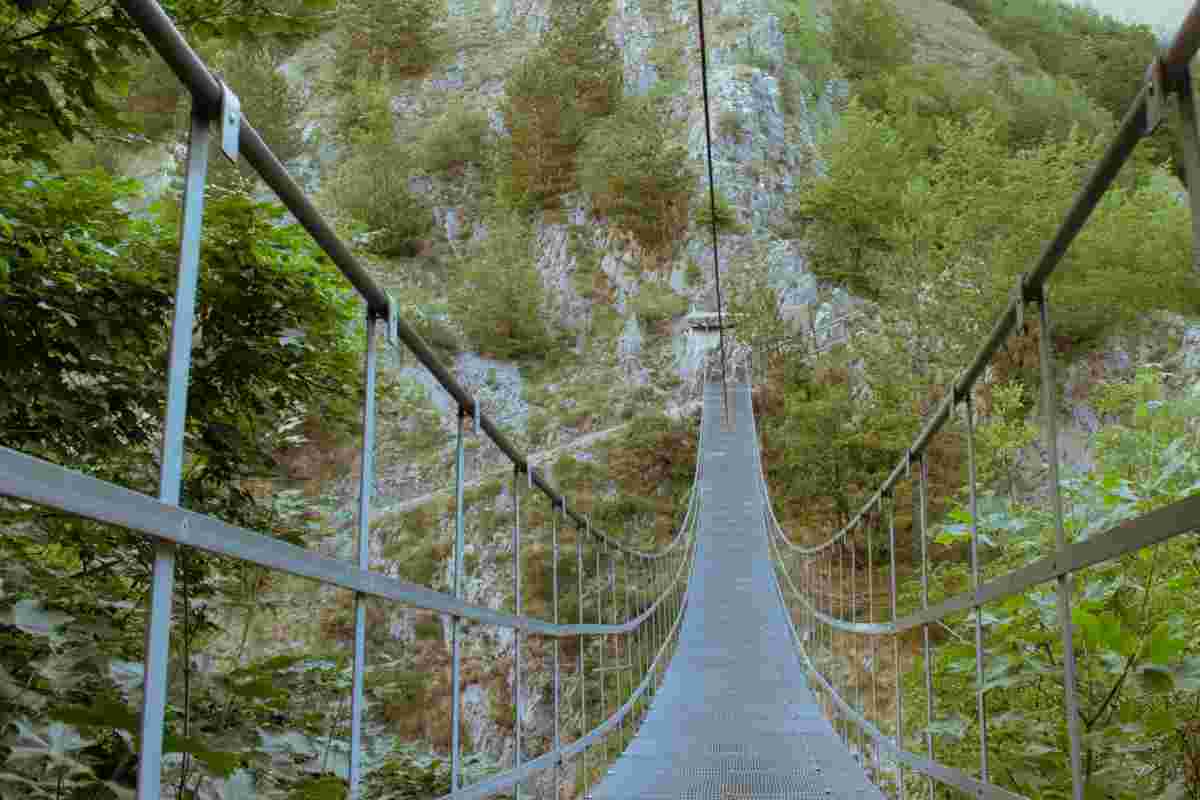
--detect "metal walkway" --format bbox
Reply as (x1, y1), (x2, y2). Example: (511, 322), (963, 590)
(592, 381), (884, 800)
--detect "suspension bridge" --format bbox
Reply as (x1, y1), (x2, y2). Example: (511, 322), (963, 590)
(3, 0), (1200, 798)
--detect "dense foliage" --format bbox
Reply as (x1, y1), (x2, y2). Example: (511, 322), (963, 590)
(0, 165), (371, 797)
(746, 0), (1200, 797)
(451, 213), (559, 361)
(795, 101), (1197, 343)
(911, 368), (1200, 797)
(332, 0), (444, 84)
(578, 98), (692, 252)
(498, 3), (622, 209)
(0, 0), (330, 162)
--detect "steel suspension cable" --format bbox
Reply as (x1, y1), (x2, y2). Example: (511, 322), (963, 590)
(695, 0), (731, 424)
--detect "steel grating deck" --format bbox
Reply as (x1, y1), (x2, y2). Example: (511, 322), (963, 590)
(590, 382), (884, 800)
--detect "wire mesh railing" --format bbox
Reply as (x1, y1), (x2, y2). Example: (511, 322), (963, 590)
(754, 5), (1200, 799)
(0, 0), (702, 796)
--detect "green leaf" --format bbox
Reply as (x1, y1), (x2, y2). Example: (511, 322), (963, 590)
(1144, 623), (1185, 664)
(52, 698), (139, 733)
(1135, 664), (1175, 694)
(1146, 708), (1178, 735)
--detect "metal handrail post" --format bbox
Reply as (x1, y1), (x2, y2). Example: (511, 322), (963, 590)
(349, 311), (380, 796)
(552, 501), (562, 800)
(512, 466), (523, 800)
(626, 552), (635, 743)
(868, 504), (880, 777)
(137, 104), (211, 800)
(1037, 290), (1084, 800)
(851, 522), (860, 762)
(596, 534), (607, 765)
(889, 494), (904, 800)
(608, 547), (617, 758)
(964, 393), (990, 783)
(919, 454), (935, 800)
(451, 410), (468, 792)
(577, 517), (587, 797)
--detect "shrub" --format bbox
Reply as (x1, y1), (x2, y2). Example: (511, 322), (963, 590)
(771, 0), (836, 116)
(828, 0), (913, 80)
(855, 63), (997, 155)
(414, 619), (442, 641)
(452, 213), (556, 360)
(419, 101), (491, 174)
(366, 745), (502, 799)
(499, 4), (622, 209)
(734, 37), (778, 73)
(329, 146), (432, 257)
(333, 0), (444, 84)
(578, 99), (692, 251)
(694, 189), (746, 236)
(632, 283), (688, 325)
(331, 75), (394, 145)
(326, 85), (433, 257)
(717, 110), (747, 141)
(993, 72), (1114, 153)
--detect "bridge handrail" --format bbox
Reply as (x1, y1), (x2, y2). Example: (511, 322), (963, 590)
(106, 0), (671, 559)
(434, 504), (699, 800)
(0, 445), (697, 638)
(0, 0), (712, 796)
(769, 14), (1200, 559)
(749, 5), (1200, 798)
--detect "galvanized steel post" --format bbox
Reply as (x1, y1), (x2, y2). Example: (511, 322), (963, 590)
(888, 493), (904, 800)
(137, 104), (211, 800)
(868, 504), (880, 776)
(964, 393), (989, 783)
(1037, 289), (1085, 800)
(512, 465), (523, 800)
(851, 522), (860, 762)
(349, 311), (380, 796)
(577, 517), (587, 795)
(625, 552), (634, 745)
(650, 558), (658, 696)
(596, 534), (606, 764)
(608, 547), (617, 756)
(918, 454), (934, 800)
(450, 409), (468, 792)
(553, 500), (562, 798)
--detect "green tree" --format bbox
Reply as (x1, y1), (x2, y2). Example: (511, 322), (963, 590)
(0, 165), (364, 795)
(0, 0), (330, 162)
(452, 213), (556, 360)
(925, 366), (1200, 798)
(419, 99), (492, 175)
(793, 99), (918, 300)
(332, 0), (444, 84)
(498, 3), (622, 209)
(207, 43), (307, 185)
(325, 79), (433, 257)
(828, 0), (913, 81)
(578, 98), (692, 251)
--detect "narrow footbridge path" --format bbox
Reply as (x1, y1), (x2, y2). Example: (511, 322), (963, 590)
(593, 382), (883, 800)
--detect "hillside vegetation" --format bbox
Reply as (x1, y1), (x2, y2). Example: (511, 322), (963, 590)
(735, 0), (1200, 797)
(1, 0), (1198, 797)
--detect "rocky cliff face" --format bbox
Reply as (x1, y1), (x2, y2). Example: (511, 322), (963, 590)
(110, 0), (1154, 795)
(269, 1), (837, 793)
